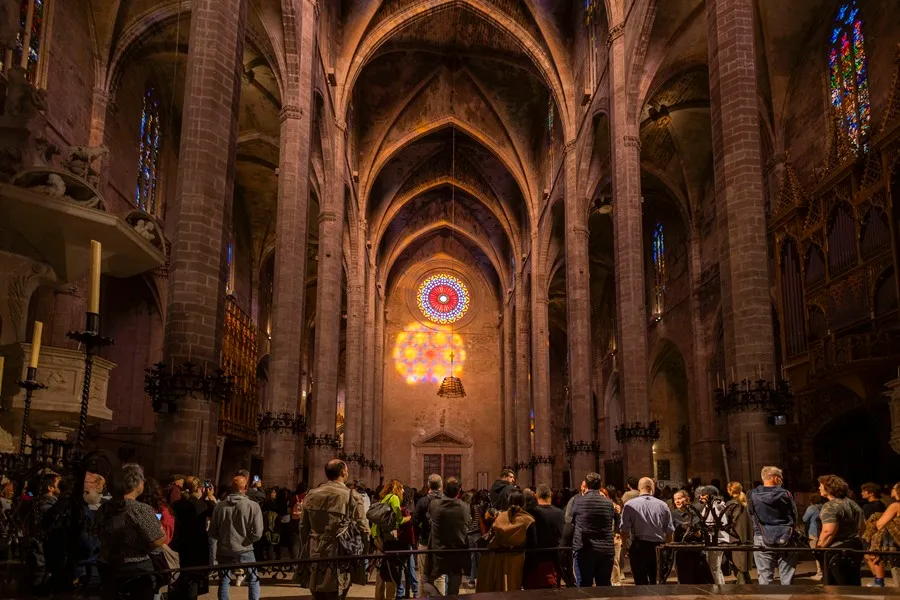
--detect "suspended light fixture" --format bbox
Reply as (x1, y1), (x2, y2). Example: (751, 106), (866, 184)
(437, 62), (466, 399)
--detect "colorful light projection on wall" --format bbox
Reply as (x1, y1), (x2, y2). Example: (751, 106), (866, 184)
(417, 274), (470, 324)
(393, 324), (466, 384)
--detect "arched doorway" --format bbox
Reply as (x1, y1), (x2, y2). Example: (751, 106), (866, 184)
(813, 403), (900, 489)
(649, 340), (690, 486)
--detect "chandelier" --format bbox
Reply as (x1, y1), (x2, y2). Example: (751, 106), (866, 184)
(436, 64), (465, 398)
(437, 351), (466, 398)
(714, 377), (794, 425)
(144, 361), (234, 414)
(257, 411), (306, 435)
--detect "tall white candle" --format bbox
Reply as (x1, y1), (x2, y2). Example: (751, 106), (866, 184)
(88, 240), (101, 313)
(0, 355), (4, 396)
(29, 321), (43, 368)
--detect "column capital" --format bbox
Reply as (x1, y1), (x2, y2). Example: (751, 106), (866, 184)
(318, 210), (337, 224)
(606, 22), (626, 48)
(623, 135), (641, 150)
(280, 104), (303, 122)
(335, 118), (347, 132)
(92, 87), (110, 107)
(571, 226), (590, 239)
(564, 140), (577, 154)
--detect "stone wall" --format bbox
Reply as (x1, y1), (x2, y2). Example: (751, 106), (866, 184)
(381, 261), (502, 490)
(43, 0), (93, 148)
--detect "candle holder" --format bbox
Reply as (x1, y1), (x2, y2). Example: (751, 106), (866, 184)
(614, 420), (661, 444)
(566, 440), (603, 456)
(337, 451), (366, 464)
(303, 433), (342, 449)
(257, 411), (307, 435)
(144, 360), (235, 414)
(531, 455), (556, 466)
(17, 366), (47, 456)
(67, 312), (114, 458)
(713, 378), (794, 424)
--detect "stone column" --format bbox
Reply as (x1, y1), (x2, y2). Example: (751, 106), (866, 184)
(502, 295), (515, 466)
(608, 26), (653, 478)
(707, 0), (778, 483)
(262, 0), (317, 488)
(361, 257), (377, 479)
(156, 0), (247, 479)
(531, 271), (552, 485)
(342, 224), (366, 477)
(373, 291), (386, 476)
(563, 140), (595, 479)
(309, 119), (347, 480)
(514, 278), (532, 488)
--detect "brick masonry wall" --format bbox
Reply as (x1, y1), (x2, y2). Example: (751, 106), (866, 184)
(381, 263), (502, 490)
(42, 0), (92, 148)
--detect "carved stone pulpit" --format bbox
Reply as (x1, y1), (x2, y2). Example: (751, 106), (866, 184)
(0, 342), (114, 452)
(886, 377), (900, 454)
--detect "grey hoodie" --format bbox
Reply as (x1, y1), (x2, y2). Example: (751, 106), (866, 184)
(209, 492), (264, 557)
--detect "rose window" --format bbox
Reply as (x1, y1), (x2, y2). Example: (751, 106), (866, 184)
(417, 274), (470, 324)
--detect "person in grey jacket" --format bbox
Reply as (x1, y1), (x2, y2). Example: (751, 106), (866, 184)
(209, 475), (264, 600)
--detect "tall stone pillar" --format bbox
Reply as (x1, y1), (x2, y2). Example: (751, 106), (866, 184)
(514, 278), (532, 488)
(373, 291), (386, 478)
(156, 0), (247, 479)
(361, 258), (377, 479)
(262, 0), (317, 488)
(608, 26), (653, 478)
(563, 141), (595, 479)
(531, 271), (552, 485)
(708, 0), (778, 484)
(342, 225), (366, 476)
(309, 120), (347, 481)
(502, 296), (515, 466)
(88, 87), (109, 148)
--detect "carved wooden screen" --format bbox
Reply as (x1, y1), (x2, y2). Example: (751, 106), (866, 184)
(860, 207), (890, 259)
(827, 203), (858, 276)
(220, 297), (259, 440)
(781, 239), (806, 357)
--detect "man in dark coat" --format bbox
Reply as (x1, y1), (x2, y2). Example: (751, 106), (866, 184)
(424, 477), (471, 596)
(525, 484), (566, 589)
(489, 469), (515, 511)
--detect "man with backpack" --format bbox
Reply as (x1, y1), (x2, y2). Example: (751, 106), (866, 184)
(413, 474), (443, 588)
(747, 465), (799, 585)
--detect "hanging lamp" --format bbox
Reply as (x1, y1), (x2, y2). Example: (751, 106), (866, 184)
(437, 63), (466, 399)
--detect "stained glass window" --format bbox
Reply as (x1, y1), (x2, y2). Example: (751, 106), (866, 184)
(12, 0), (44, 83)
(417, 274), (470, 324)
(135, 85), (162, 214)
(829, 1), (870, 152)
(652, 222), (666, 315)
(226, 238), (235, 295)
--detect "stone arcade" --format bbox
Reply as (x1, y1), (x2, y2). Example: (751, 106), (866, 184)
(0, 0), (899, 493)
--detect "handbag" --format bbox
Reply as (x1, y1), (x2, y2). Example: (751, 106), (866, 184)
(149, 545), (180, 587)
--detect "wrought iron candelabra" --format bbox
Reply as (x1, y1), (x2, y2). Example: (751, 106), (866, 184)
(509, 455), (556, 471)
(257, 411), (306, 435)
(145, 360), (234, 414)
(16, 366), (46, 456)
(566, 440), (602, 456)
(615, 420), (661, 444)
(303, 433), (342, 449)
(338, 451), (366, 464)
(67, 312), (114, 457)
(714, 378), (794, 424)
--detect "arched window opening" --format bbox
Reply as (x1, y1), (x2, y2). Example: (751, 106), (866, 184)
(584, 0), (601, 92)
(652, 222), (666, 316)
(135, 85), (162, 214)
(6, 0), (47, 84)
(829, 1), (871, 152)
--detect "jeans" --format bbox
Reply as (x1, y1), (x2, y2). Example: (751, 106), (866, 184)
(629, 539), (662, 585)
(217, 551), (259, 600)
(706, 550), (725, 585)
(574, 550), (614, 587)
(753, 535), (797, 585)
(395, 551), (418, 598)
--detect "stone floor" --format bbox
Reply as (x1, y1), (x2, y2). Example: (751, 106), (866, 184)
(203, 560), (900, 599)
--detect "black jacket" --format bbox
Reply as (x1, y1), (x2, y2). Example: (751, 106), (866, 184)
(427, 497), (471, 576)
(489, 480), (513, 511)
(413, 491), (443, 545)
(570, 490), (619, 554)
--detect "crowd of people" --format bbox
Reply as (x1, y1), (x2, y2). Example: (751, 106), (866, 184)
(1, 457), (899, 600)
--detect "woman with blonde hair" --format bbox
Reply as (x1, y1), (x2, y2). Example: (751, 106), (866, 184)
(725, 482), (753, 583)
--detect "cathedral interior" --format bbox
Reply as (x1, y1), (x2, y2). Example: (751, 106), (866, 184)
(0, 0), (899, 494)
